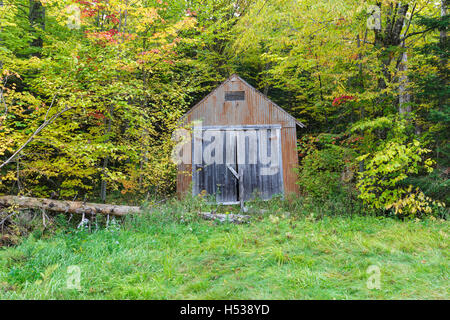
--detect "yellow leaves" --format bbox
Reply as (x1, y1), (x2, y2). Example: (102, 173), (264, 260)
(356, 153), (370, 162)
(117, 62), (135, 73)
(198, 189), (208, 198)
(155, 16), (198, 40)
(0, 131), (14, 154)
(357, 135), (441, 217)
(387, 186), (443, 217)
(173, 16), (197, 32)
(1, 69), (19, 79)
(134, 7), (160, 32)
(1, 171), (16, 182)
(269, 214), (280, 224)
(424, 158), (435, 173)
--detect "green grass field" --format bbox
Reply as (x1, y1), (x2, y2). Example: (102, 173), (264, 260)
(0, 199), (448, 300)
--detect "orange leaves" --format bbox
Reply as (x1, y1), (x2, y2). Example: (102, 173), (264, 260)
(85, 29), (136, 46)
(138, 49), (161, 56)
(88, 111), (105, 120)
(86, 30), (119, 43)
(138, 7), (161, 29)
(120, 178), (137, 195)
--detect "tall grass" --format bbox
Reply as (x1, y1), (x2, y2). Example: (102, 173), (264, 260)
(0, 196), (448, 299)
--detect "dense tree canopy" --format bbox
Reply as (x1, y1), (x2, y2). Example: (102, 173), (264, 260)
(0, 0), (448, 215)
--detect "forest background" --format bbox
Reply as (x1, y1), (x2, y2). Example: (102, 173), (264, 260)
(0, 0), (448, 218)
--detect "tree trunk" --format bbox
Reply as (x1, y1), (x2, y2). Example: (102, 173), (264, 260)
(439, 0), (448, 110)
(0, 196), (251, 223)
(100, 106), (114, 202)
(0, 196), (140, 217)
(440, 0), (447, 53)
(357, 32), (366, 119)
(398, 51), (411, 115)
(29, 0), (45, 57)
(374, 3), (409, 91)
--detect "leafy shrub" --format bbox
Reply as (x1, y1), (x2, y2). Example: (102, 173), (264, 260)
(386, 185), (446, 217)
(404, 169), (449, 206)
(351, 116), (447, 218)
(356, 140), (445, 217)
(297, 145), (357, 201)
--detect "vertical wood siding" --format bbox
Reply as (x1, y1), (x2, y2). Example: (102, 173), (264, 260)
(177, 75), (301, 197)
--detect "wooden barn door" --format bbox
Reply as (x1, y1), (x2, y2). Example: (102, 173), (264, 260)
(236, 126), (284, 201)
(192, 127), (238, 203)
(192, 125), (283, 203)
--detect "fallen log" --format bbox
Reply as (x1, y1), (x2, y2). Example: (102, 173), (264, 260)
(0, 196), (140, 217)
(0, 196), (252, 223)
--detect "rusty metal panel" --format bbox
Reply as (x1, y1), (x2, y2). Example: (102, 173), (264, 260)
(177, 74), (301, 196)
(281, 127), (299, 195)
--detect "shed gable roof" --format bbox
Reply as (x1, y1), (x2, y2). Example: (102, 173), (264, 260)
(180, 74), (305, 128)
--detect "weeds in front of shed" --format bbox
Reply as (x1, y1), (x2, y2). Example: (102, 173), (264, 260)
(0, 192), (447, 299)
(0, 203), (448, 299)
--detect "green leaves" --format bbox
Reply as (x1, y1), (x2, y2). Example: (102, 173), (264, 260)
(298, 144), (357, 200)
(356, 138), (437, 216)
(0, 0), (200, 200)
(0, 0), (447, 210)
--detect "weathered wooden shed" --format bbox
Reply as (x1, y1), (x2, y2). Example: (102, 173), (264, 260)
(176, 74), (305, 204)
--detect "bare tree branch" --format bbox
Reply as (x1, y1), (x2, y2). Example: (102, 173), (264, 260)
(401, 26), (436, 41)
(0, 106), (70, 170)
(0, 84), (71, 170)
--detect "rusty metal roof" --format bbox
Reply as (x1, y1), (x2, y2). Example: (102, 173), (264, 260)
(179, 74), (306, 128)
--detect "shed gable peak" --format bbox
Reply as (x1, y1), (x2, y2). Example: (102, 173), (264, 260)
(181, 74), (305, 128)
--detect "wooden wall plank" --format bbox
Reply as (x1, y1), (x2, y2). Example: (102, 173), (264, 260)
(177, 75), (301, 198)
